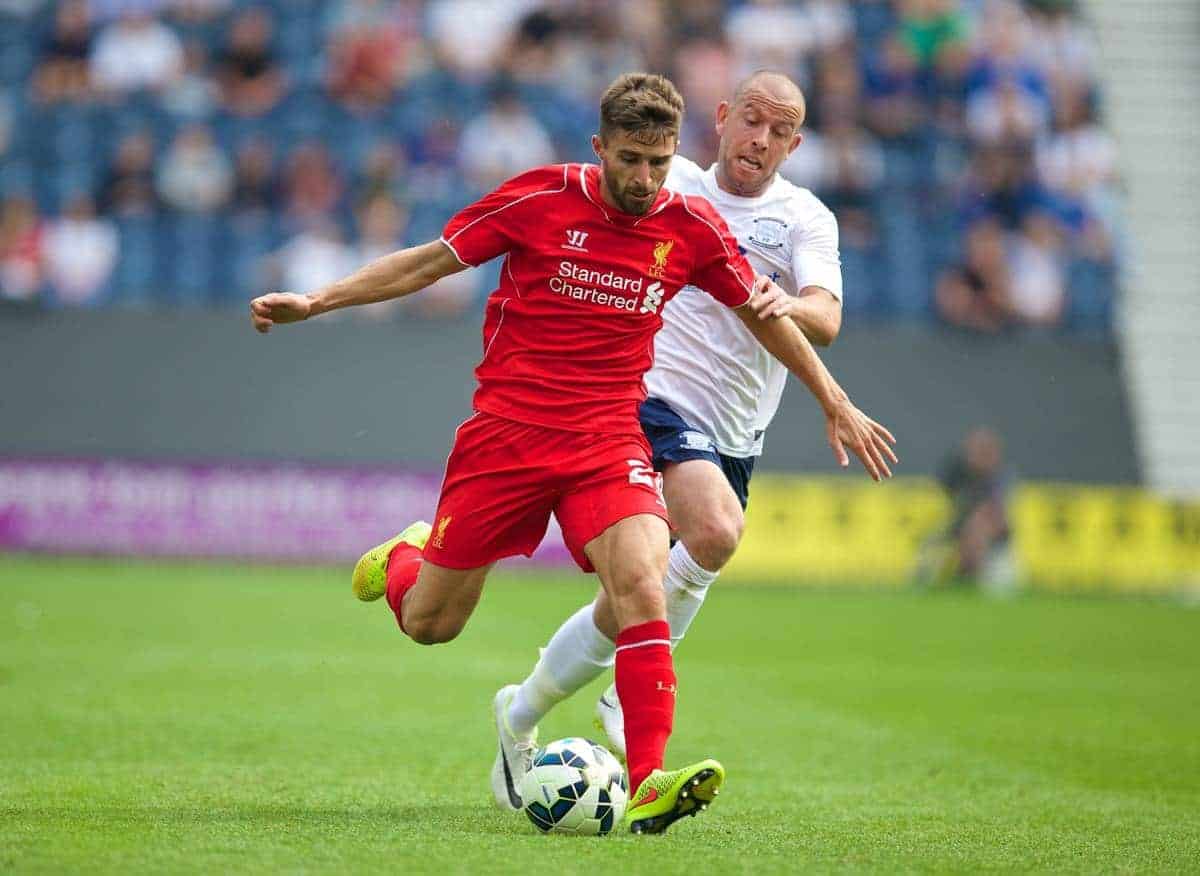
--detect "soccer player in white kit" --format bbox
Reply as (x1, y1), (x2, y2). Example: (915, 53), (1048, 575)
(491, 71), (871, 808)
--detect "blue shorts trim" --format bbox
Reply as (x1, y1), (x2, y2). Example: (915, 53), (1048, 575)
(638, 397), (756, 510)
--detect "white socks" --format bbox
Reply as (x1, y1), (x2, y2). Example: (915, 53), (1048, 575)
(507, 602), (616, 736)
(663, 540), (719, 649)
(506, 542), (719, 734)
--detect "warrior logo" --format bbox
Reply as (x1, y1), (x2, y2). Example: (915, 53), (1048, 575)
(563, 229), (589, 252)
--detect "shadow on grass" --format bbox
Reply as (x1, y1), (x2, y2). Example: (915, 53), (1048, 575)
(5, 804), (526, 837)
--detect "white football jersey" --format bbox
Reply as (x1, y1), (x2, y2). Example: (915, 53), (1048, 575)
(644, 155), (843, 457)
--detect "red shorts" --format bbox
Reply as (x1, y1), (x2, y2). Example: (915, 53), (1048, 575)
(421, 412), (669, 572)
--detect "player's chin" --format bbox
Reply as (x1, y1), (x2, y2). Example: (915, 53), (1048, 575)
(731, 160), (769, 188)
(622, 192), (656, 215)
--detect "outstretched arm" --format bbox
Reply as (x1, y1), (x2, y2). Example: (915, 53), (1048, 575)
(734, 279), (897, 481)
(249, 239), (466, 333)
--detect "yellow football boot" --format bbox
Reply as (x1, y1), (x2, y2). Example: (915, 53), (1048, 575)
(625, 758), (724, 834)
(350, 521), (431, 602)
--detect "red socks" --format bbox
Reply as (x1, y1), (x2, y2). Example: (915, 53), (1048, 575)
(384, 541), (423, 633)
(615, 619), (676, 795)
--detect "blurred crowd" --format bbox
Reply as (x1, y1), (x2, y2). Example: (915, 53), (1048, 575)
(0, 0), (1121, 331)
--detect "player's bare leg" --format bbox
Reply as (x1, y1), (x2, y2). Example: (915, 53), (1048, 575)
(354, 523), (491, 644)
(661, 460), (744, 570)
(593, 460), (742, 757)
(585, 513), (725, 833)
(586, 512), (670, 630)
(505, 459), (743, 764)
(398, 560), (492, 645)
(594, 458), (742, 638)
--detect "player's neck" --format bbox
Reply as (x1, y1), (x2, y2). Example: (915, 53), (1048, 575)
(715, 163), (772, 199)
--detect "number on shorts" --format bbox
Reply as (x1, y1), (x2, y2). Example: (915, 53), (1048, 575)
(627, 460), (666, 507)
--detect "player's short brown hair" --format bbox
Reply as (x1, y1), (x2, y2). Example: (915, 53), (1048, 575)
(598, 73), (685, 145)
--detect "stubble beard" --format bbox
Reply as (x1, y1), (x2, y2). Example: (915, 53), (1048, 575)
(716, 144), (773, 198)
(602, 166), (654, 216)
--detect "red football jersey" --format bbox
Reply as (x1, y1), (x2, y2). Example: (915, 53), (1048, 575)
(441, 163), (755, 434)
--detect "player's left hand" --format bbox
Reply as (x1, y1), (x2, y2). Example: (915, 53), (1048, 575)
(748, 274), (795, 320)
(825, 398), (898, 482)
(250, 291), (311, 333)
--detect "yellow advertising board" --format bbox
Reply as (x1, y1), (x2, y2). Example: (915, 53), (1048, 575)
(724, 476), (1200, 592)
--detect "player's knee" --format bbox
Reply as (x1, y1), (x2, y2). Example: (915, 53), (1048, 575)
(405, 615), (465, 645)
(686, 511), (744, 570)
(611, 568), (667, 624)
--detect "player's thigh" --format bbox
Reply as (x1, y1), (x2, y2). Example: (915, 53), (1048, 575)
(404, 560), (494, 641)
(661, 458), (745, 549)
(554, 433), (669, 573)
(423, 413), (558, 570)
(583, 513), (670, 629)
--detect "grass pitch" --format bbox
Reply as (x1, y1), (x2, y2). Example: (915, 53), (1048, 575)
(1, 554), (1198, 874)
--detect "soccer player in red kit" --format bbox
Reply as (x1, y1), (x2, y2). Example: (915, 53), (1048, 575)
(250, 73), (896, 834)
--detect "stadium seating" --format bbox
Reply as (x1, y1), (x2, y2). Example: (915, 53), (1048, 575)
(0, 1), (1120, 333)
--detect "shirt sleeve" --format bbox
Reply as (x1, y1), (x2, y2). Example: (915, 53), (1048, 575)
(680, 194), (755, 308)
(792, 201), (844, 301)
(441, 164), (568, 267)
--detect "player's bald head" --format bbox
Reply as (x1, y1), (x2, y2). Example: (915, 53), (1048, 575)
(713, 70), (806, 196)
(730, 70), (806, 126)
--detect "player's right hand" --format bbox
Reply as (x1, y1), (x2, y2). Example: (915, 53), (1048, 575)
(250, 291), (311, 333)
(825, 398), (898, 482)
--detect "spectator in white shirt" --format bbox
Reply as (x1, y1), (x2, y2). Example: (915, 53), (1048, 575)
(43, 195), (118, 306)
(89, 10), (183, 94)
(457, 84), (554, 192)
(157, 124), (234, 213)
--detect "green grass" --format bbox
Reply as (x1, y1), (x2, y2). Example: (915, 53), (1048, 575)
(1, 554), (1198, 874)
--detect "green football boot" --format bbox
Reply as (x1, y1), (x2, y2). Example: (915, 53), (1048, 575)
(350, 520), (431, 602)
(625, 758), (725, 834)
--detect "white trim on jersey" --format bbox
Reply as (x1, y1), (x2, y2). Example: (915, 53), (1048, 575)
(577, 163), (612, 221)
(444, 163), (571, 261)
(577, 163), (677, 225)
(632, 187), (676, 225)
(439, 236), (470, 267)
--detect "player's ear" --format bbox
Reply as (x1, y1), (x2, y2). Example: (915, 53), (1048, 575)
(715, 101), (730, 136)
(591, 133), (604, 160)
(788, 132), (804, 155)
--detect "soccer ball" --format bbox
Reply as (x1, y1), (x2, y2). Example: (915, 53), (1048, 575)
(520, 737), (628, 835)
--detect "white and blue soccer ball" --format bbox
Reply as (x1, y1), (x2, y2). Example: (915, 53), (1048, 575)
(520, 737), (628, 835)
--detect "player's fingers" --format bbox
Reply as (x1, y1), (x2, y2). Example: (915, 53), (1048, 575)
(854, 439), (880, 481)
(827, 421), (850, 468)
(870, 437), (892, 479)
(752, 273), (772, 295)
(878, 432), (899, 464)
(856, 421), (892, 477)
(872, 424), (899, 464)
(258, 291), (292, 311)
(870, 419), (897, 445)
(753, 291), (782, 317)
(750, 289), (775, 312)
